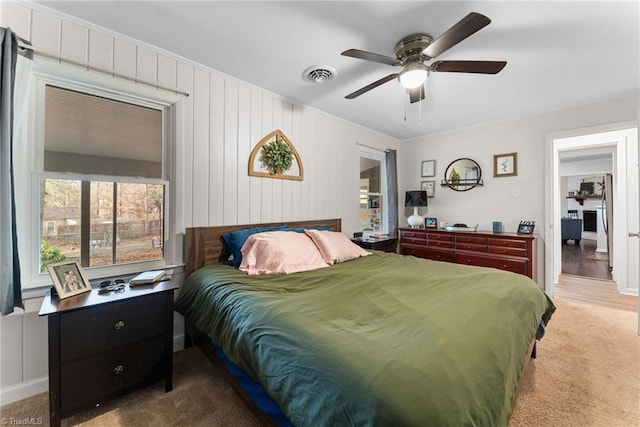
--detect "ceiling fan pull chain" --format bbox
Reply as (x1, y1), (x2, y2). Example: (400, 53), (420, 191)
(418, 85), (423, 127)
(404, 99), (407, 122)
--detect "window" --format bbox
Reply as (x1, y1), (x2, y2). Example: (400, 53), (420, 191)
(40, 178), (165, 271)
(358, 148), (387, 234)
(38, 83), (168, 275)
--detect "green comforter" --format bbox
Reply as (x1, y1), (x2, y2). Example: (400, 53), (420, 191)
(175, 252), (555, 427)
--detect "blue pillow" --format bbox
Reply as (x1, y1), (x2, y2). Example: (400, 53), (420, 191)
(222, 224), (288, 267)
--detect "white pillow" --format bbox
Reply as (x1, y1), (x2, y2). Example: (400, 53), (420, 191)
(304, 229), (371, 265)
(239, 231), (328, 275)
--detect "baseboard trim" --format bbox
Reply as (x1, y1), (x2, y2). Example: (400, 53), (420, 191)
(0, 376), (48, 406)
(620, 289), (639, 297)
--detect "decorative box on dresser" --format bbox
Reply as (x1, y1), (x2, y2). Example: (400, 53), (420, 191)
(39, 280), (179, 427)
(399, 228), (537, 280)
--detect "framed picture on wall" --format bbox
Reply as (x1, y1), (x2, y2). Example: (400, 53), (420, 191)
(421, 180), (435, 198)
(421, 160), (436, 177)
(493, 152), (518, 177)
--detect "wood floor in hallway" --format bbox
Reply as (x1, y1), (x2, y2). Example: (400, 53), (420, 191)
(558, 237), (637, 312)
(561, 238), (612, 280)
(555, 273), (637, 312)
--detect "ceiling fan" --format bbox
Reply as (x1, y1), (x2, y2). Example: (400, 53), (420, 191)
(341, 12), (506, 103)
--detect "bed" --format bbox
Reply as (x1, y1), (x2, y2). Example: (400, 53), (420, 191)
(176, 218), (555, 426)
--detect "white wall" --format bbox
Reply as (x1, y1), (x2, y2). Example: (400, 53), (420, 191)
(561, 158), (613, 177)
(398, 94), (638, 234)
(397, 93), (638, 284)
(0, 1), (398, 405)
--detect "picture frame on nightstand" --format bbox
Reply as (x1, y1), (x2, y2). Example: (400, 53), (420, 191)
(48, 260), (91, 299)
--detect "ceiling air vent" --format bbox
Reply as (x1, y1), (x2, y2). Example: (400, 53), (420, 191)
(303, 66), (337, 83)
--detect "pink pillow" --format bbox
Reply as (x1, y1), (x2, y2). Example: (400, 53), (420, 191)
(304, 229), (371, 265)
(239, 231), (328, 275)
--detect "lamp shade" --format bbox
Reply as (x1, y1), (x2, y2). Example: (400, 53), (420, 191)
(405, 191), (428, 207)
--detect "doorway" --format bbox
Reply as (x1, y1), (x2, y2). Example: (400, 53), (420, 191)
(559, 155), (614, 281)
(545, 124), (639, 299)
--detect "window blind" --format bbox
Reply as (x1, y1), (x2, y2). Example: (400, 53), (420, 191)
(44, 85), (163, 178)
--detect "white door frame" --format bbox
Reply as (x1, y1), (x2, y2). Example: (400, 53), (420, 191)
(545, 122), (638, 297)
(637, 108), (640, 336)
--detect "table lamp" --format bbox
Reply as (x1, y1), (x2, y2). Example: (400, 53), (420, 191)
(405, 190), (428, 228)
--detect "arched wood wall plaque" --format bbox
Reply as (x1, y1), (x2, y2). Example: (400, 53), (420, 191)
(248, 129), (303, 181)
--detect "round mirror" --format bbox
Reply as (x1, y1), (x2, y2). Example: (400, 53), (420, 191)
(442, 158), (483, 191)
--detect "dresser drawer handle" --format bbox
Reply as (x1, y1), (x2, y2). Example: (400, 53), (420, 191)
(114, 365), (124, 375)
(114, 320), (126, 330)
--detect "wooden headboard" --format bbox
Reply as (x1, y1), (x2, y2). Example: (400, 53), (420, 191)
(184, 218), (342, 276)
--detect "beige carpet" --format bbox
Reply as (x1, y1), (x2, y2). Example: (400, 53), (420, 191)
(510, 299), (639, 427)
(2, 299), (638, 426)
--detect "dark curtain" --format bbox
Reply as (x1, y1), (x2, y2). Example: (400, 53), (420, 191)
(385, 149), (399, 237)
(1, 27), (23, 315)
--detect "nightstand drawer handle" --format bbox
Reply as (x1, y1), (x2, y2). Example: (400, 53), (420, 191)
(114, 365), (124, 375)
(114, 320), (125, 330)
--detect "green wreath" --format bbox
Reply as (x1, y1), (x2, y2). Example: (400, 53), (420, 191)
(262, 137), (293, 175)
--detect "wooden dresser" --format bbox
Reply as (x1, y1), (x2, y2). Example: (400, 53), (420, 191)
(399, 228), (537, 280)
(39, 280), (178, 427)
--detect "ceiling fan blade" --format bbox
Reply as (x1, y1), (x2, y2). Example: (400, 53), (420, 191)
(431, 60), (506, 74)
(422, 12), (491, 59)
(341, 49), (402, 66)
(407, 86), (425, 104)
(345, 73), (399, 99)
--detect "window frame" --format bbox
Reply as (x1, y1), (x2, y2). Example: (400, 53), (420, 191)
(23, 71), (176, 289)
(357, 146), (388, 235)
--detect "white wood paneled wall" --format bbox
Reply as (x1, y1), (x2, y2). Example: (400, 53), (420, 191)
(1, 1), (397, 404)
(3, 1), (397, 232)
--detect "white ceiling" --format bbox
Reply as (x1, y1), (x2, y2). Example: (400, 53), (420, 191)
(34, 1), (640, 140)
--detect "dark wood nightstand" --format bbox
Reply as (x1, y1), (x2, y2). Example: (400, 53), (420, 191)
(39, 279), (178, 427)
(351, 236), (398, 253)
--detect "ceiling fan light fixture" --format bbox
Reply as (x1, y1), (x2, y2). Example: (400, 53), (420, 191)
(399, 63), (428, 89)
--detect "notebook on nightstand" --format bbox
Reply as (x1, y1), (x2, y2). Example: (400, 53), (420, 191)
(130, 270), (165, 286)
